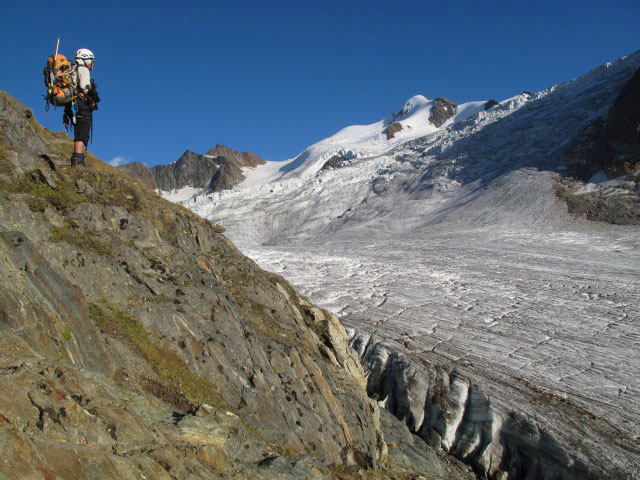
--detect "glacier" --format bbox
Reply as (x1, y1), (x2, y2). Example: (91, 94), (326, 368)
(171, 51), (640, 478)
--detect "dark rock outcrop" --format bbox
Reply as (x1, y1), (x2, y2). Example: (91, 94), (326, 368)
(208, 160), (243, 190)
(321, 155), (349, 171)
(116, 161), (158, 191)
(385, 122), (403, 140)
(206, 144), (266, 169)
(570, 65), (640, 178)
(150, 145), (267, 194)
(559, 67), (640, 224)
(607, 67), (640, 155)
(484, 99), (500, 110)
(429, 97), (458, 128)
(151, 150), (219, 192)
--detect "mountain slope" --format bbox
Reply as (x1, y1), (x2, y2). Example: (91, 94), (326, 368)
(0, 89), (486, 479)
(237, 95), (489, 187)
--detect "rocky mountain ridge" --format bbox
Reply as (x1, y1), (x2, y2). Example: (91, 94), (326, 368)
(118, 144), (267, 196)
(0, 88), (475, 479)
(117, 160), (159, 191)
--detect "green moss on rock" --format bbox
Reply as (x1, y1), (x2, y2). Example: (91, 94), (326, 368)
(61, 324), (72, 341)
(50, 224), (113, 257)
(89, 302), (230, 410)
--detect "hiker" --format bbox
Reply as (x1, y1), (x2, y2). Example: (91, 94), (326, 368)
(67, 48), (100, 167)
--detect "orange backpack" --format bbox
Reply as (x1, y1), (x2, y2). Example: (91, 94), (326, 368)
(43, 53), (76, 107)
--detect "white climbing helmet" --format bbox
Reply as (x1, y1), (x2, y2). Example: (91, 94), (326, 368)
(75, 48), (94, 66)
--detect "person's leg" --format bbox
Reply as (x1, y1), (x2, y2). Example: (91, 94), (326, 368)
(70, 98), (91, 167)
(71, 128), (89, 166)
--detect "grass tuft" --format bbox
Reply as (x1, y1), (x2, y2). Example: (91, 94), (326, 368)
(0, 170), (85, 213)
(0, 136), (14, 172)
(50, 223), (113, 257)
(61, 324), (72, 341)
(88, 302), (230, 410)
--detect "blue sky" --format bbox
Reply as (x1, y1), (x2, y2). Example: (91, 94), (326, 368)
(2, 0), (638, 167)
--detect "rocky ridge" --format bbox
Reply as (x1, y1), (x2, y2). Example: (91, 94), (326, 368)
(117, 145), (266, 196)
(117, 160), (159, 191)
(0, 89), (474, 479)
(149, 145), (267, 194)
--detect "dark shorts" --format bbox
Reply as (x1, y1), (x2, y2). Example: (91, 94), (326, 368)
(74, 119), (91, 146)
(73, 97), (92, 146)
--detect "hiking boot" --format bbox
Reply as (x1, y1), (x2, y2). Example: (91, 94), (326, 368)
(70, 153), (86, 167)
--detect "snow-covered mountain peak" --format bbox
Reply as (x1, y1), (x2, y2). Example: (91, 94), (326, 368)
(236, 94), (489, 184)
(181, 50), (640, 248)
(387, 94), (431, 123)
